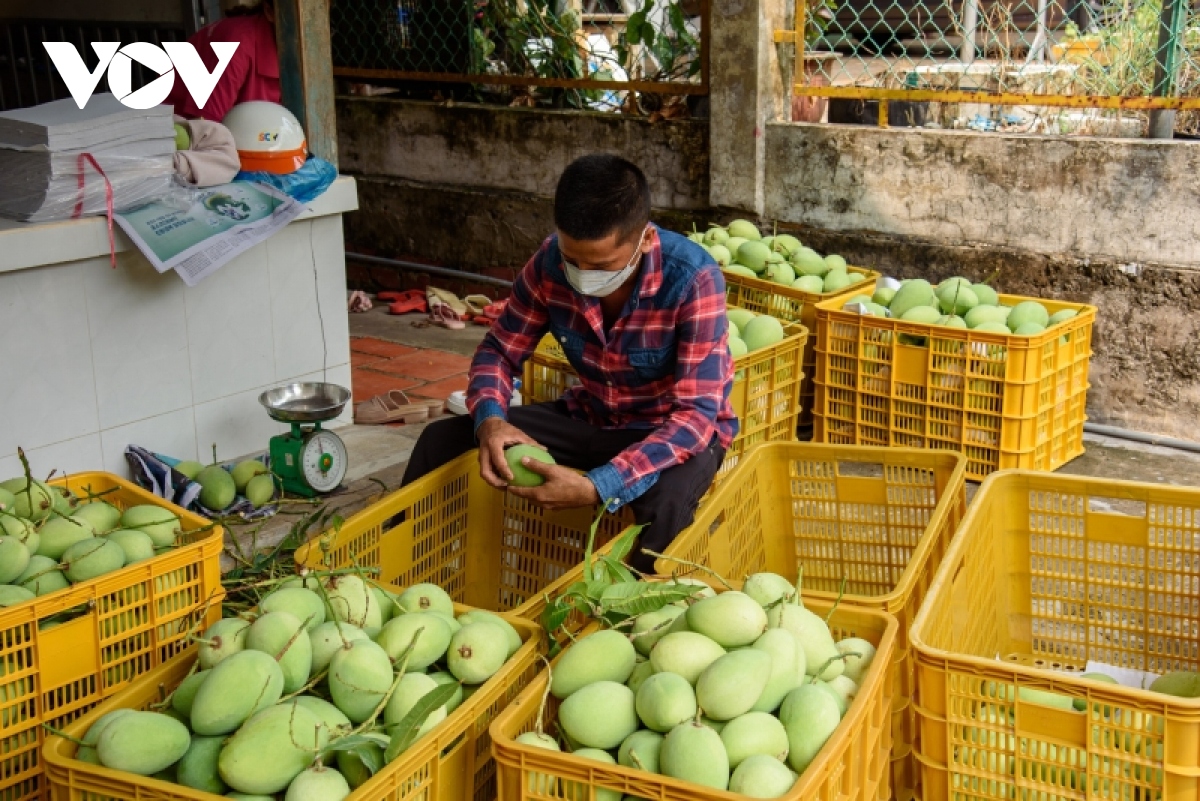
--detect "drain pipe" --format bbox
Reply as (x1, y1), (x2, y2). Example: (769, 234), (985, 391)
(347, 251), (514, 289)
(1083, 423), (1200, 455)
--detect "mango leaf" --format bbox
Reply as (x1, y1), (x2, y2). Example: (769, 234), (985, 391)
(582, 502), (612, 583)
(559, 581), (588, 601)
(598, 583), (697, 616)
(585, 580), (612, 598)
(346, 742), (385, 776)
(317, 732), (386, 765)
(598, 556), (635, 584)
(542, 597), (570, 634)
(385, 682), (462, 758)
(608, 524), (644, 564)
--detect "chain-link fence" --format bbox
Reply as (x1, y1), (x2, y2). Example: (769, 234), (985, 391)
(331, 0), (707, 111)
(784, 0), (1200, 134)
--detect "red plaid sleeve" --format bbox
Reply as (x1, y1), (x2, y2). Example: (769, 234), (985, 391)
(466, 242), (550, 429)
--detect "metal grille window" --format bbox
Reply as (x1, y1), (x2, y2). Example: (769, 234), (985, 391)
(782, 0), (1200, 134)
(0, 21), (187, 112)
(331, 0), (709, 111)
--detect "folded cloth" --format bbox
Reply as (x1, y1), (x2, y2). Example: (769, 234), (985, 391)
(173, 117), (240, 187)
(124, 445), (201, 510)
(124, 445), (279, 521)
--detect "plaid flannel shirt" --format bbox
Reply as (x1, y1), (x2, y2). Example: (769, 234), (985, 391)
(467, 225), (738, 510)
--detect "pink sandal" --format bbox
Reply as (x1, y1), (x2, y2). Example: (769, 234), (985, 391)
(355, 390), (432, 425)
(428, 295), (467, 330)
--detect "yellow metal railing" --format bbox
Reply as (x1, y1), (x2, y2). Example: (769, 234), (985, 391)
(779, 0), (1200, 129)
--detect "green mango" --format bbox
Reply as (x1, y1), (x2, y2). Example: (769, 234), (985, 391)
(551, 629), (636, 699)
(686, 592), (768, 649)
(328, 639), (394, 723)
(191, 649), (285, 735)
(376, 612), (452, 671)
(176, 735), (228, 794)
(559, 681), (638, 750)
(218, 703), (329, 795)
(661, 718), (729, 790)
(721, 712), (789, 769)
(260, 587), (326, 631)
(635, 672), (697, 733)
(245, 611), (312, 695)
(447, 622), (508, 685)
(96, 711), (190, 776)
(695, 650), (771, 721)
(730, 754), (796, 797)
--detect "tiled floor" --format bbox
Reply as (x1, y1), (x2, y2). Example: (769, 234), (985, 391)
(351, 336), (470, 415)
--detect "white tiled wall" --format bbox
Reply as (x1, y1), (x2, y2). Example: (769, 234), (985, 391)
(0, 212), (353, 482)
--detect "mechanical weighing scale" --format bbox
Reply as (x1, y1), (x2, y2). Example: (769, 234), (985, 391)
(258, 383), (351, 497)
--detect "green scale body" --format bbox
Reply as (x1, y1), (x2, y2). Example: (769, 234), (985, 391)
(268, 422), (347, 497)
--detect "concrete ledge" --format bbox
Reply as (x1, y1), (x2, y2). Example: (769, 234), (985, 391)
(764, 123), (1200, 270)
(781, 224), (1200, 442)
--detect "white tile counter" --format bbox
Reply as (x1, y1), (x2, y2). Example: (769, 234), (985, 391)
(0, 176), (358, 479)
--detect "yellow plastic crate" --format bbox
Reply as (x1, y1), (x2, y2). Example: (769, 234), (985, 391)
(491, 597), (898, 801)
(43, 599), (542, 801)
(811, 293), (1096, 481)
(293, 452), (634, 629)
(0, 472), (224, 801)
(523, 320), (808, 486)
(911, 471), (1200, 801)
(724, 265), (879, 427)
(653, 442), (967, 801)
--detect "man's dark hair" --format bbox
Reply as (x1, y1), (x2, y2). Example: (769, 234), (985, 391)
(554, 154), (651, 243)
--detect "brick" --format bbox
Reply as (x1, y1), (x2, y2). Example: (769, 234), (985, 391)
(351, 369), (425, 403)
(370, 351), (472, 382)
(409, 374), (469, 401)
(350, 338), (420, 358)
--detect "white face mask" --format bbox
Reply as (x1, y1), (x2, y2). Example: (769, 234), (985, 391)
(563, 227), (649, 298)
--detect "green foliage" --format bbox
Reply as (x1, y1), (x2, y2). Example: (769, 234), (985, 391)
(540, 504), (703, 650)
(616, 0), (702, 81)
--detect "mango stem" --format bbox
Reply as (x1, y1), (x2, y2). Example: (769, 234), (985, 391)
(810, 652), (860, 684)
(639, 550), (733, 590)
(824, 576), (848, 624)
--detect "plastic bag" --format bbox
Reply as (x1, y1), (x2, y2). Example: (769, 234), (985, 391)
(235, 156), (337, 204)
(0, 147), (194, 223)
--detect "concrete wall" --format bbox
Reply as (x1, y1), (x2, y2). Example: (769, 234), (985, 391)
(759, 122), (1200, 438)
(338, 96), (709, 291)
(763, 123), (1200, 268)
(777, 224), (1200, 440)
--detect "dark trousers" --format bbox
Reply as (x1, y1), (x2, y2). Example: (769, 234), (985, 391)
(401, 401), (724, 573)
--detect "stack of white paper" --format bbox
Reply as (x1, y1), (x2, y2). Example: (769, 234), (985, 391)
(0, 93), (177, 222)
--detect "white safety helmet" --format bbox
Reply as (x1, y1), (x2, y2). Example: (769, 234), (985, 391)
(223, 101), (307, 175)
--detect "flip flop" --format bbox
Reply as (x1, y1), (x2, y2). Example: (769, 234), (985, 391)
(426, 287), (469, 318)
(378, 290), (428, 315)
(472, 299), (507, 325)
(429, 298), (467, 330)
(354, 390), (432, 425)
(348, 290), (373, 313)
(462, 294), (492, 317)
